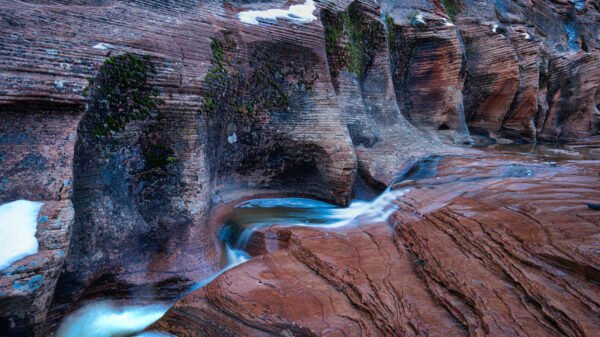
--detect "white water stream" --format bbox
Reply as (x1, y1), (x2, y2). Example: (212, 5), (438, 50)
(55, 187), (407, 337)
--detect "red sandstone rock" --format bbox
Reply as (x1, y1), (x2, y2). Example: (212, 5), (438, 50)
(499, 29), (543, 142)
(537, 52), (600, 141)
(386, 10), (469, 141)
(460, 20), (520, 139)
(321, 0), (449, 187)
(0, 0), (599, 335)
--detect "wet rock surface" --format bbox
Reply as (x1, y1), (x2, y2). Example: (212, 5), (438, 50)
(153, 152), (600, 336)
(0, 0), (598, 335)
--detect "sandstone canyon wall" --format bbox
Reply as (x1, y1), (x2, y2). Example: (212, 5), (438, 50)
(0, 0), (598, 336)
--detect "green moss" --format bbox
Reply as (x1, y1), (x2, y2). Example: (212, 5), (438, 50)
(200, 34), (297, 119)
(322, 4), (385, 81)
(325, 16), (343, 48)
(441, 0), (459, 22)
(87, 53), (160, 137)
(202, 97), (216, 113)
(200, 37), (229, 114)
(211, 37), (226, 70)
(346, 9), (366, 78)
(385, 14), (395, 38)
(322, 10), (346, 80)
(81, 77), (95, 97)
(385, 14), (397, 55)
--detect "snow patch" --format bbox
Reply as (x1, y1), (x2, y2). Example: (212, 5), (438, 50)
(238, 0), (317, 25)
(0, 200), (44, 270)
(93, 43), (114, 50)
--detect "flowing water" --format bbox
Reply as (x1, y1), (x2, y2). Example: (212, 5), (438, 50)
(55, 302), (171, 337)
(55, 187), (408, 337)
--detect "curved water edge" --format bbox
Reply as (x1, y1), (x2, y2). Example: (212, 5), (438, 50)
(230, 188), (409, 247)
(55, 187), (408, 337)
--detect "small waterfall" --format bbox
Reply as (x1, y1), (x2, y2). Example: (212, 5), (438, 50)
(185, 244), (250, 294)
(232, 187), (409, 248)
(225, 244), (250, 266)
(453, 29), (473, 145)
(455, 100), (473, 144)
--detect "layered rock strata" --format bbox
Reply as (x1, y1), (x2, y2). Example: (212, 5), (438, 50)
(0, 0), (598, 335)
(381, 0), (600, 143)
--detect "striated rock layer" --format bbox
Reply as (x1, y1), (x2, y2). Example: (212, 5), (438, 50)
(0, 0), (598, 335)
(153, 152), (600, 337)
(381, 0), (600, 143)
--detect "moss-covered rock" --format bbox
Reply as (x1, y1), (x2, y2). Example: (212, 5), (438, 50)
(84, 53), (162, 137)
(322, 2), (386, 83)
(441, 0), (460, 22)
(200, 32), (311, 120)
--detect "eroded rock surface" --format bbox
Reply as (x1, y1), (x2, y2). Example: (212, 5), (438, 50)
(0, 0), (598, 335)
(381, 0), (600, 143)
(153, 152), (600, 336)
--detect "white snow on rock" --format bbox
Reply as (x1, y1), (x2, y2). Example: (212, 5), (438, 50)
(0, 200), (44, 270)
(93, 43), (114, 50)
(238, 0), (317, 25)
